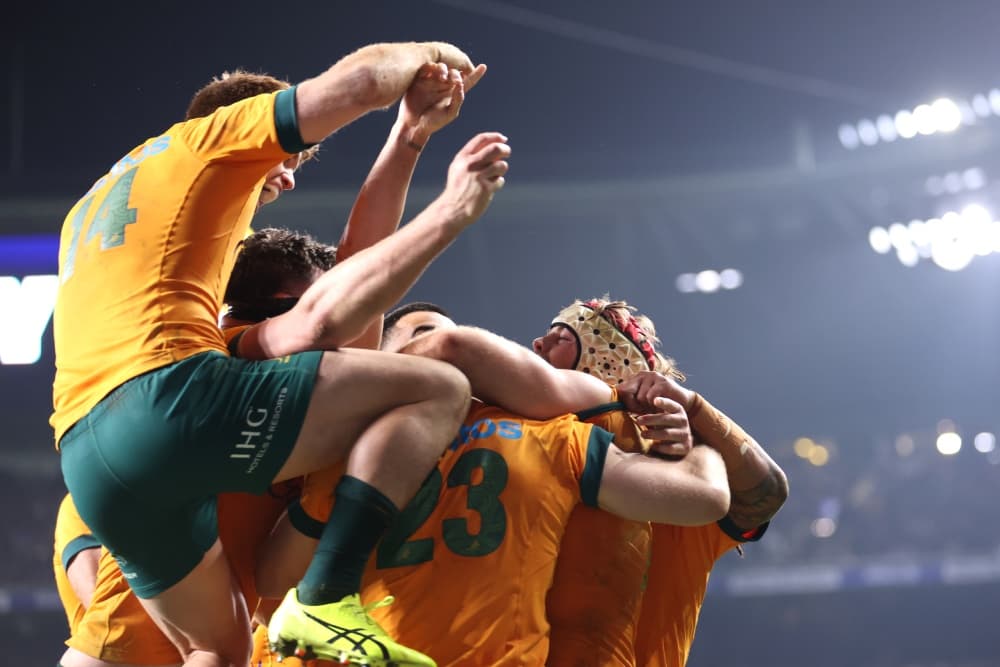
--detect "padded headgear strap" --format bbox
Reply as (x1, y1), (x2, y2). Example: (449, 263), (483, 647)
(551, 300), (657, 385)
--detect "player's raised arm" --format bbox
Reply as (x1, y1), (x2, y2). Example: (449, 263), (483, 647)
(338, 64), (482, 349)
(236, 132), (510, 359)
(295, 41), (477, 144)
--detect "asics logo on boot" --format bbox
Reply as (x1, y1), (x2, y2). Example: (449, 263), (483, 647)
(303, 611), (390, 658)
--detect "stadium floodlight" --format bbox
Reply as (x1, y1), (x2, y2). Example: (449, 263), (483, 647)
(913, 104), (937, 136)
(810, 517), (836, 538)
(894, 109), (918, 139)
(990, 89), (1000, 115)
(837, 123), (861, 150)
(962, 167), (986, 190)
(974, 432), (996, 454)
(857, 119), (879, 146)
(869, 227), (892, 254)
(907, 220), (929, 247)
(936, 432), (962, 456)
(718, 268), (743, 289)
(896, 244), (920, 267)
(871, 203), (1000, 270)
(694, 270), (721, 293)
(675, 273), (697, 293)
(676, 268), (743, 294)
(927, 167), (985, 196)
(972, 94), (991, 117)
(807, 445), (830, 466)
(794, 437), (815, 458)
(876, 114), (898, 142)
(837, 89), (1000, 148)
(838, 124), (860, 149)
(930, 98), (962, 132)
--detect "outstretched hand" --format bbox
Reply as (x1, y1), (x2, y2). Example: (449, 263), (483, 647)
(438, 132), (511, 227)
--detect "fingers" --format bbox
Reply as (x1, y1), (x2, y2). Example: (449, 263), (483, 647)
(467, 141), (512, 172)
(640, 420), (691, 443)
(639, 425), (691, 445)
(458, 132), (510, 158)
(635, 405), (687, 429)
(480, 161), (509, 188)
(442, 76), (466, 121)
(637, 378), (665, 409)
(418, 62), (449, 81)
(463, 64), (487, 92)
(622, 373), (686, 413)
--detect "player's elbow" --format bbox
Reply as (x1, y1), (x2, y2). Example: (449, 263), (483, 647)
(772, 463), (790, 510)
(761, 461), (790, 518)
(292, 296), (354, 350)
(696, 454), (732, 523)
(702, 480), (732, 523)
(412, 327), (472, 366)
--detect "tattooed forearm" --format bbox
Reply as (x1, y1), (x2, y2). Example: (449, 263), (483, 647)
(727, 458), (789, 530)
(687, 394), (789, 529)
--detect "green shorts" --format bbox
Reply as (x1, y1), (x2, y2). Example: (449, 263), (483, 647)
(59, 350), (322, 598)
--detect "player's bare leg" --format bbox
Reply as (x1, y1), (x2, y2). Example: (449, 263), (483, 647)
(268, 348), (468, 665)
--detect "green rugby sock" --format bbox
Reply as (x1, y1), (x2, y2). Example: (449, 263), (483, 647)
(296, 475), (398, 606)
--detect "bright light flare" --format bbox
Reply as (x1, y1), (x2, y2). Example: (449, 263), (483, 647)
(869, 227), (892, 254)
(936, 432), (962, 456)
(974, 432), (996, 453)
(930, 98), (962, 132)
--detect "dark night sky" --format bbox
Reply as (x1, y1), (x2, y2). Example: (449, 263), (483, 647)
(5, 0), (1000, 189)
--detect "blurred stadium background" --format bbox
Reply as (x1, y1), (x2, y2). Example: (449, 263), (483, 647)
(1, 1), (998, 664)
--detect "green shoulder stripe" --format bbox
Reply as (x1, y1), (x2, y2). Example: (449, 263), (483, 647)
(274, 86), (314, 154)
(580, 425), (614, 507)
(575, 401), (626, 422)
(61, 535), (100, 572)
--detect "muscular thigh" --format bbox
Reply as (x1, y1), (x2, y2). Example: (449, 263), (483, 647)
(60, 350), (323, 597)
(274, 348), (465, 481)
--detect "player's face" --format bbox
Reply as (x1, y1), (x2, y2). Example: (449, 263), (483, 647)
(382, 311), (457, 353)
(532, 325), (579, 370)
(257, 154), (301, 209)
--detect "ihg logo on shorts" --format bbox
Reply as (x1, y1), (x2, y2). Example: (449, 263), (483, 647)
(230, 387), (288, 474)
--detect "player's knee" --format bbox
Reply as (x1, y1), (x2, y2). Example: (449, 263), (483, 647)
(180, 616), (252, 667)
(428, 359), (471, 417)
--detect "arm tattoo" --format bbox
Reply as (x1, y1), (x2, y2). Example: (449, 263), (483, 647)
(727, 458), (789, 531)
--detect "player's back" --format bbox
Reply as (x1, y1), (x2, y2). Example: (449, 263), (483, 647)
(362, 404), (614, 666)
(546, 406), (653, 667)
(51, 90), (297, 442)
(635, 520), (764, 667)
